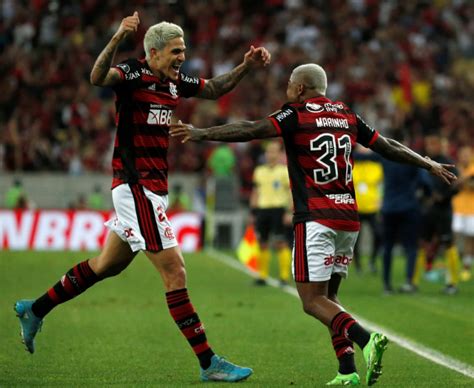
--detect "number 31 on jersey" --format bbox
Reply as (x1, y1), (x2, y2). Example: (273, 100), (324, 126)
(310, 133), (352, 185)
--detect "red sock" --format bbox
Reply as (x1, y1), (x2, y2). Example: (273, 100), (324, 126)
(331, 334), (356, 374)
(32, 260), (101, 318)
(331, 311), (370, 350)
(166, 288), (214, 369)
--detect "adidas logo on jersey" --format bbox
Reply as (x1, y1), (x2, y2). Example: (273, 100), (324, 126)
(148, 83), (156, 91)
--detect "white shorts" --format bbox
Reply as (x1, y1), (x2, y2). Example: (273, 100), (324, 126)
(452, 214), (474, 236)
(105, 184), (178, 252)
(292, 221), (359, 282)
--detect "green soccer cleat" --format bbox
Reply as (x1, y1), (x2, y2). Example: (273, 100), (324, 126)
(363, 332), (388, 386)
(14, 299), (43, 354)
(326, 372), (361, 385)
(200, 355), (252, 382)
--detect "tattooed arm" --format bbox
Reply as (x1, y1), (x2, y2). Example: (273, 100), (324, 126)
(170, 118), (278, 142)
(90, 12), (140, 86)
(197, 46), (271, 99)
(370, 135), (457, 184)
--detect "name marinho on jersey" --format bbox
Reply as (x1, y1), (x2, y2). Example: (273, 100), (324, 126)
(316, 117), (349, 129)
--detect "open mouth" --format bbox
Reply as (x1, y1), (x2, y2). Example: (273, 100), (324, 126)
(172, 64), (181, 74)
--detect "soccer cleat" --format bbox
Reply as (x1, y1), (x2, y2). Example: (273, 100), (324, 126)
(442, 285), (459, 295)
(254, 278), (267, 286)
(14, 299), (43, 354)
(200, 355), (252, 382)
(326, 372), (361, 385)
(363, 333), (388, 386)
(398, 283), (418, 294)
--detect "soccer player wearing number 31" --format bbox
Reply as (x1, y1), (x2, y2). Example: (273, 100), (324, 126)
(170, 64), (457, 386)
(14, 11), (271, 383)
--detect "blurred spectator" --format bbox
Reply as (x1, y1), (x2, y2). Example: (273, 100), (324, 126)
(452, 146), (474, 282)
(353, 146), (383, 274)
(250, 140), (292, 286)
(415, 133), (460, 295)
(4, 178), (27, 209)
(169, 183), (192, 212)
(69, 193), (87, 210)
(87, 184), (105, 210)
(0, 1), (473, 200)
(207, 144), (236, 177)
(379, 132), (424, 294)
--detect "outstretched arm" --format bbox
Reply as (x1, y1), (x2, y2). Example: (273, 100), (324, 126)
(170, 118), (278, 142)
(370, 135), (457, 184)
(196, 46), (271, 99)
(90, 12), (140, 86)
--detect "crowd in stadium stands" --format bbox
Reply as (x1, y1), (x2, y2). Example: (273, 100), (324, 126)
(1, 0), (473, 201)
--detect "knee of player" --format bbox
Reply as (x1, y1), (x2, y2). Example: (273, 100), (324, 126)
(301, 299), (319, 317)
(327, 293), (339, 304)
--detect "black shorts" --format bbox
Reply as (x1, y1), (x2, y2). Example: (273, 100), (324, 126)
(420, 208), (453, 245)
(255, 207), (286, 243)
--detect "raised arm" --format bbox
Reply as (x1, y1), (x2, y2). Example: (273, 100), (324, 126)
(90, 12), (140, 86)
(196, 46), (271, 100)
(370, 134), (457, 184)
(170, 118), (278, 142)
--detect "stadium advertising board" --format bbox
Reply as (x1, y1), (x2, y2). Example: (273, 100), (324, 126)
(0, 210), (202, 252)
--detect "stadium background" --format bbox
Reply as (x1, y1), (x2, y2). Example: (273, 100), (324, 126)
(1, 0), (473, 386)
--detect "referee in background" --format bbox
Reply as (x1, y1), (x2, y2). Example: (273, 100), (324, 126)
(250, 140), (292, 286)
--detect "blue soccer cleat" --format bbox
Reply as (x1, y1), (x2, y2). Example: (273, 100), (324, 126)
(200, 355), (253, 382)
(14, 299), (43, 354)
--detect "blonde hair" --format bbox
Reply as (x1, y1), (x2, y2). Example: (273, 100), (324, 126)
(144, 22), (184, 60)
(290, 64), (327, 95)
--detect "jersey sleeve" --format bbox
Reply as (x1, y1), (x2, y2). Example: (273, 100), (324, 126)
(112, 58), (142, 91)
(178, 72), (205, 98)
(267, 104), (298, 136)
(355, 114), (379, 147)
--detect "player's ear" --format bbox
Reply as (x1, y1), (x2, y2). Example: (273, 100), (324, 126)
(150, 47), (159, 60)
(298, 83), (305, 96)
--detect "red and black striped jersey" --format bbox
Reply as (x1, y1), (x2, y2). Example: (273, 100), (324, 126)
(111, 58), (204, 194)
(268, 96), (379, 231)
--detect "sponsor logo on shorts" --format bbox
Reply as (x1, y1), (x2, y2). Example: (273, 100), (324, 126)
(124, 228), (134, 238)
(323, 254), (352, 266)
(156, 206), (166, 222)
(164, 227), (175, 240)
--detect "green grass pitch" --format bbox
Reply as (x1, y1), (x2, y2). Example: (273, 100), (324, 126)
(1, 250), (473, 387)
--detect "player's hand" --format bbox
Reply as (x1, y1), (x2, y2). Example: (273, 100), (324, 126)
(114, 11), (140, 40)
(243, 45), (271, 68)
(170, 120), (201, 143)
(425, 156), (457, 185)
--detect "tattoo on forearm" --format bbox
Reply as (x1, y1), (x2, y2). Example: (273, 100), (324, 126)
(199, 63), (249, 99)
(199, 120), (276, 142)
(90, 37), (121, 85)
(374, 138), (430, 169)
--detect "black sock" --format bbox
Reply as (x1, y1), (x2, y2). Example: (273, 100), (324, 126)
(331, 311), (370, 350)
(197, 349), (214, 369)
(347, 323), (370, 349)
(331, 334), (356, 374)
(339, 353), (357, 374)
